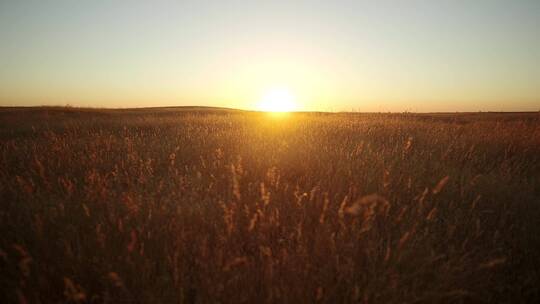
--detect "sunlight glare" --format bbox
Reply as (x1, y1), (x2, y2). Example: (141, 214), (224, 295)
(256, 88), (298, 112)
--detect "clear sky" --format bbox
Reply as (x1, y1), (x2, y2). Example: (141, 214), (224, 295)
(1, 0), (539, 112)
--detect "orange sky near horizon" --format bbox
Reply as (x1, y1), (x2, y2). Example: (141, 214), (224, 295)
(1, 1), (539, 112)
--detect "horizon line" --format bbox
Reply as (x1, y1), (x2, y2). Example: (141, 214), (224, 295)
(1, 105), (539, 115)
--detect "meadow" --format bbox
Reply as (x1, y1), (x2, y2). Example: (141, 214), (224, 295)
(1, 107), (539, 303)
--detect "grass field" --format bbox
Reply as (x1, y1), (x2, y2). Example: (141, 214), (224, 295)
(1, 107), (539, 303)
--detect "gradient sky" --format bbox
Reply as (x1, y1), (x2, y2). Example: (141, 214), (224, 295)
(1, 0), (539, 112)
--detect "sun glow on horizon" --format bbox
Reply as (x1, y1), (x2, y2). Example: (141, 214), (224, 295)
(256, 88), (298, 113)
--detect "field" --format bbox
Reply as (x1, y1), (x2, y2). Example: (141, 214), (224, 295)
(1, 107), (539, 303)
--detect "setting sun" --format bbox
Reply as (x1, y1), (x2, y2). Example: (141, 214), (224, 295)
(1, 1), (539, 302)
(256, 88), (298, 112)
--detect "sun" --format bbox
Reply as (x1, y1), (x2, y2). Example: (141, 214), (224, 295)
(256, 88), (298, 112)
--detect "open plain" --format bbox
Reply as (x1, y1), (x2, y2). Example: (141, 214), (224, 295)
(1, 107), (539, 303)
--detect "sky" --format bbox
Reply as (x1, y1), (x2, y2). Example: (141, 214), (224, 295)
(0, 0), (539, 112)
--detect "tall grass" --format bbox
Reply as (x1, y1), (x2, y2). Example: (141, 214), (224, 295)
(1, 108), (539, 303)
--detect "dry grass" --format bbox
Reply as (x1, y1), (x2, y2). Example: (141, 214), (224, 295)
(1, 107), (539, 303)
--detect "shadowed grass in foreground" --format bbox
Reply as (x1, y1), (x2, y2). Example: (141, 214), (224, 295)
(1, 108), (539, 303)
